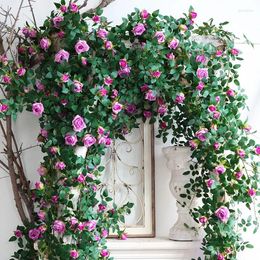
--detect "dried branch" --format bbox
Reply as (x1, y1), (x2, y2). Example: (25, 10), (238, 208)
(27, 0), (37, 28)
(82, 0), (116, 12)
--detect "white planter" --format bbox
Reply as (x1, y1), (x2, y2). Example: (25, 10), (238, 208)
(162, 146), (200, 241)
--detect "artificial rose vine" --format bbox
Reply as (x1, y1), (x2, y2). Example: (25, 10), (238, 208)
(0, 1), (259, 260)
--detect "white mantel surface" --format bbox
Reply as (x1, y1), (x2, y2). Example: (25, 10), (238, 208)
(108, 237), (202, 259)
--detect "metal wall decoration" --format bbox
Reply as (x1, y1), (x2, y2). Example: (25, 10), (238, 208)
(101, 122), (155, 237)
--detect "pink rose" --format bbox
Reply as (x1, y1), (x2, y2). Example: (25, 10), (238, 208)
(215, 206), (230, 223)
(97, 29), (108, 39)
(126, 104), (136, 114)
(65, 134), (78, 146)
(101, 229), (109, 238)
(112, 102), (123, 114)
(237, 149), (246, 158)
(32, 102), (44, 116)
(57, 31), (65, 38)
(72, 115), (86, 132)
(196, 55), (206, 63)
(196, 81), (204, 91)
(140, 9), (149, 19)
(214, 165), (226, 175)
(75, 40), (90, 54)
(118, 66), (131, 77)
(60, 5), (67, 13)
(77, 173), (85, 183)
(98, 204), (106, 212)
(100, 249), (110, 258)
(61, 73), (70, 83)
(213, 142), (220, 150)
(121, 233), (128, 240)
(52, 195), (59, 204)
(226, 89), (235, 97)
(248, 188), (256, 197)
(83, 134), (96, 147)
(28, 228), (40, 240)
(168, 38), (179, 49)
(37, 165), (47, 176)
(0, 104), (8, 113)
(189, 140), (198, 149)
(189, 11), (197, 19)
(73, 80), (83, 93)
(132, 23), (146, 36)
(85, 220), (97, 231)
(92, 15), (100, 23)
(52, 220), (66, 233)
(217, 253), (225, 260)
(155, 31), (165, 44)
(151, 70), (161, 78)
(243, 124), (252, 132)
(195, 128), (208, 142)
(55, 161), (66, 170)
(158, 105), (167, 115)
(2, 75), (11, 84)
(70, 217), (78, 226)
(235, 171), (243, 180)
(215, 96), (220, 103)
(17, 67), (26, 77)
(14, 230), (23, 238)
(119, 59), (128, 68)
(104, 76), (113, 86)
(255, 145), (260, 155)
(55, 49), (70, 63)
(143, 110), (152, 118)
(98, 126), (105, 135)
(199, 216), (208, 225)
(36, 81), (45, 91)
(145, 90), (157, 101)
(206, 179), (214, 188)
(213, 111), (221, 119)
(40, 38), (51, 51)
(53, 16), (64, 27)
(231, 48), (239, 56)
(216, 50), (223, 57)
(49, 146), (58, 154)
(70, 250), (79, 259)
(208, 105), (216, 112)
(140, 84), (149, 92)
(166, 53), (175, 60)
(37, 211), (46, 221)
(104, 41), (113, 50)
(70, 3), (79, 13)
(175, 93), (185, 104)
(196, 68), (208, 80)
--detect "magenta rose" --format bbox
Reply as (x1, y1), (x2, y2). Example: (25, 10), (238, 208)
(215, 206), (230, 223)
(196, 81), (204, 91)
(248, 188), (256, 197)
(14, 230), (23, 238)
(189, 11), (197, 19)
(112, 102), (123, 114)
(28, 228), (40, 240)
(168, 38), (179, 49)
(83, 134), (96, 147)
(121, 233), (128, 240)
(231, 48), (239, 56)
(72, 115), (86, 132)
(151, 70), (161, 78)
(53, 220), (66, 234)
(70, 2), (79, 13)
(195, 128), (208, 142)
(75, 40), (90, 54)
(217, 253), (225, 260)
(77, 173), (85, 183)
(65, 134), (77, 146)
(196, 68), (208, 80)
(132, 23), (146, 36)
(55, 49), (70, 63)
(143, 110), (152, 118)
(32, 102), (44, 117)
(2, 75), (11, 84)
(70, 250), (79, 259)
(206, 179), (214, 188)
(40, 38), (51, 51)
(55, 161), (66, 170)
(235, 171), (243, 180)
(158, 105), (167, 115)
(175, 93), (185, 104)
(60, 5), (67, 12)
(214, 165), (226, 175)
(208, 105), (216, 112)
(255, 146), (260, 155)
(92, 15), (100, 23)
(17, 67), (26, 77)
(140, 9), (149, 19)
(145, 90), (157, 101)
(104, 76), (113, 86)
(100, 249), (110, 258)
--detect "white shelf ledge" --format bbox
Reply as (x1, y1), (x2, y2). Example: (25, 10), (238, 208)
(107, 237), (202, 259)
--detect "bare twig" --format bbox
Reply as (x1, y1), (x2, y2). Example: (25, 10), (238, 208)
(27, 0), (37, 28)
(83, 0), (116, 12)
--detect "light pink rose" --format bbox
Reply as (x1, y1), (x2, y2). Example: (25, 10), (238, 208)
(17, 67), (26, 76)
(213, 111), (221, 119)
(104, 76), (113, 85)
(97, 29), (108, 39)
(65, 134), (77, 146)
(32, 102), (44, 116)
(53, 16), (64, 27)
(175, 93), (185, 104)
(237, 149), (246, 158)
(28, 228), (40, 240)
(37, 211), (46, 221)
(75, 40), (90, 54)
(112, 102), (123, 114)
(195, 128), (208, 142)
(231, 48), (239, 56)
(104, 41), (113, 50)
(196, 55), (206, 63)
(121, 233), (128, 240)
(158, 105), (167, 115)
(55, 49), (70, 63)
(61, 73), (70, 83)
(73, 80), (83, 93)
(217, 253), (225, 260)
(145, 90), (157, 101)
(55, 161), (66, 170)
(215, 206), (230, 223)
(72, 115), (86, 132)
(155, 31), (165, 44)
(196, 68), (208, 79)
(132, 23), (146, 36)
(101, 229), (109, 238)
(85, 220), (97, 231)
(140, 9), (149, 19)
(213, 142), (220, 150)
(37, 165), (47, 176)
(166, 53), (175, 60)
(83, 134), (96, 147)
(70, 217), (78, 226)
(81, 57), (88, 66)
(214, 165), (226, 175)
(40, 38), (51, 51)
(52, 220), (66, 233)
(235, 171), (243, 180)
(199, 216), (208, 225)
(168, 38), (179, 49)
(35, 181), (44, 190)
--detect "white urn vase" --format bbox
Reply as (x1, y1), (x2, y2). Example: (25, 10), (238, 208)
(163, 146), (200, 241)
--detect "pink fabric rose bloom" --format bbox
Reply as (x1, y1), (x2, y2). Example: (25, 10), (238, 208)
(28, 228), (40, 240)
(112, 102), (123, 114)
(52, 220), (66, 234)
(217, 253), (225, 260)
(248, 188), (256, 197)
(206, 179), (214, 188)
(53, 16), (64, 27)
(32, 102), (44, 117)
(196, 81), (204, 91)
(17, 67), (26, 76)
(255, 145), (260, 155)
(70, 250), (79, 259)
(92, 15), (100, 23)
(196, 55), (206, 63)
(65, 134), (78, 146)
(2, 75), (11, 84)
(237, 149), (246, 158)
(105, 41), (113, 50)
(14, 229), (23, 238)
(75, 40), (90, 54)
(231, 48), (239, 56)
(195, 128), (208, 142)
(70, 2), (79, 13)
(155, 31), (165, 44)
(215, 206), (230, 223)
(55, 161), (66, 170)
(72, 115), (86, 132)
(175, 93), (185, 104)
(199, 216), (208, 225)
(151, 70), (161, 78)
(140, 9), (149, 19)
(73, 80), (83, 93)
(97, 29), (108, 39)
(132, 23), (146, 36)
(40, 38), (51, 51)
(83, 134), (96, 147)
(214, 165), (226, 175)
(168, 38), (179, 49)
(145, 90), (157, 101)
(55, 49), (70, 63)
(85, 220), (97, 231)
(196, 68), (208, 80)
(100, 249), (110, 258)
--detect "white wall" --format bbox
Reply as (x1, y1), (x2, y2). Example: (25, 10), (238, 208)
(0, 1), (259, 259)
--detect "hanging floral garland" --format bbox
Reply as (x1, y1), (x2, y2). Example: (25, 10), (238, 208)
(0, 1), (259, 259)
